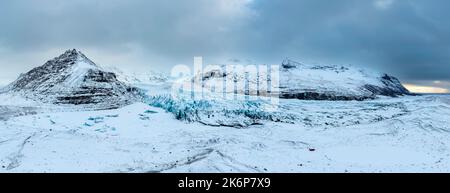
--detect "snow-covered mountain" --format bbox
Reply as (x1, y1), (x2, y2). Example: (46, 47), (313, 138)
(3, 49), (142, 109)
(278, 59), (410, 100)
(103, 66), (169, 86)
(196, 59), (410, 100)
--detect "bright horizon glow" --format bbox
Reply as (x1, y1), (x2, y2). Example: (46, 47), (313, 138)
(403, 84), (449, 94)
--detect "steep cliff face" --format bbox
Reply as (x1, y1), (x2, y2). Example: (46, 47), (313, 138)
(5, 49), (142, 109)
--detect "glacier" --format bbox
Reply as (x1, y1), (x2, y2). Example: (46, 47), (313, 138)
(147, 94), (297, 128)
(0, 50), (449, 173)
(1, 93), (450, 172)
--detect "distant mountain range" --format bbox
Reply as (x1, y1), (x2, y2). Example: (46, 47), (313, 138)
(1, 49), (411, 110)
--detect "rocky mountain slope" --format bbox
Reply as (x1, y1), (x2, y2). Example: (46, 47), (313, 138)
(3, 49), (142, 109)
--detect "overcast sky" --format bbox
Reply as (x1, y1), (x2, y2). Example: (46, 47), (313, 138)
(0, 0), (449, 92)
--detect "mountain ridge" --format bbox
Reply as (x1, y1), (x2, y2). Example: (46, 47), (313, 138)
(195, 58), (411, 100)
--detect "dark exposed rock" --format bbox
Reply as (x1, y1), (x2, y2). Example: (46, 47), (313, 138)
(280, 92), (372, 101)
(281, 58), (300, 69)
(362, 74), (411, 97)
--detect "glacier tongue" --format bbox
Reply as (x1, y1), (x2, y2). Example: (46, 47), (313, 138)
(147, 94), (297, 128)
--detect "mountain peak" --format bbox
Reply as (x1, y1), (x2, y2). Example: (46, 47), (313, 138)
(56, 49), (82, 59)
(64, 48), (78, 54)
(62, 48), (86, 57)
(5, 49), (141, 109)
(47, 49), (96, 68)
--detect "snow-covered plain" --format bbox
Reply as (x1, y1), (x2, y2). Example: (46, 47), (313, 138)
(1, 86), (450, 172)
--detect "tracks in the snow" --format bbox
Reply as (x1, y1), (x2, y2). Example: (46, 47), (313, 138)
(146, 148), (261, 173)
(6, 132), (37, 170)
(148, 148), (215, 173)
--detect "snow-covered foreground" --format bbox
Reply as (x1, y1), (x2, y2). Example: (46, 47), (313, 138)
(1, 94), (450, 172)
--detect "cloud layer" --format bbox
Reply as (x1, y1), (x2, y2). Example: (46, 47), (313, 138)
(1, 0), (449, 89)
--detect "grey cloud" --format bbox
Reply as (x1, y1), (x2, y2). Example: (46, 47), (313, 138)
(1, 0), (450, 89)
(244, 0), (450, 82)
